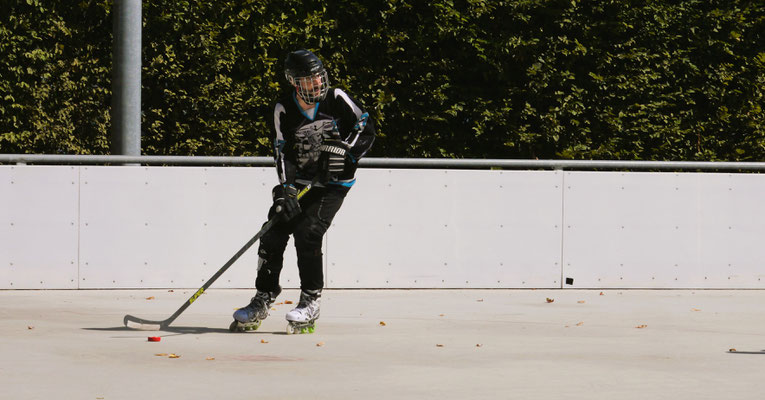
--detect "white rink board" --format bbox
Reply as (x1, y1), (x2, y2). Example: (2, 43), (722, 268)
(328, 169), (564, 288)
(3, 165), (765, 289)
(78, 167), (306, 289)
(0, 166), (79, 288)
(562, 171), (765, 288)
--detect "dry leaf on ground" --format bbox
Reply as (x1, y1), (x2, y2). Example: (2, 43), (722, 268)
(546, 298), (555, 303)
(575, 322), (584, 326)
(379, 321), (386, 326)
(635, 325), (648, 329)
(316, 342), (325, 347)
(146, 296), (155, 300)
(155, 353), (168, 356)
(285, 300), (293, 304)
(577, 300), (586, 304)
(206, 357), (215, 360)
(261, 339), (269, 344)
(168, 354), (180, 358)
(436, 344), (444, 347)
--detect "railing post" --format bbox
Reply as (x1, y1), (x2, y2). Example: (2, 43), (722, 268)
(111, 0), (142, 158)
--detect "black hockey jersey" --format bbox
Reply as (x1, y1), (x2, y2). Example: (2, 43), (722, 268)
(270, 88), (376, 187)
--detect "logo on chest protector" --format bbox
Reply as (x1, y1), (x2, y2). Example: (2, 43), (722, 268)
(294, 120), (335, 168)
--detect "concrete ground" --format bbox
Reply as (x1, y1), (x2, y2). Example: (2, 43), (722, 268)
(1, 289), (764, 400)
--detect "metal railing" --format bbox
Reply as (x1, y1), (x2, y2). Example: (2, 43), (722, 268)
(1, 154), (765, 171)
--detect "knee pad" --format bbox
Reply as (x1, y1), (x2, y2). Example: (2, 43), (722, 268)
(294, 216), (330, 248)
(296, 247), (323, 259)
(259, 230), (286, 257)
(257, 246), (283, 271)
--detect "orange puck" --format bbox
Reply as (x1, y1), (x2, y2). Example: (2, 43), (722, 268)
(148, 336), (161, 342)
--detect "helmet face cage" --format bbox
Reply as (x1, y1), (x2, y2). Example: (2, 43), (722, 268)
(286, 69), (329, 104)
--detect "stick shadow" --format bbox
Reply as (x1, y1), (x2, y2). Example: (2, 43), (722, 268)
(82, 326), (231, 335)
(728, 350), (765, 355)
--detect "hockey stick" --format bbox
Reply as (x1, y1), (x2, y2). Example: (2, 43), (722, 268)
(124, 183), (314, 331)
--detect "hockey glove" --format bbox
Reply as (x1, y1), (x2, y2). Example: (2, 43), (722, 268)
(272, 184), (301, 221)
(319, 140), (350, 183)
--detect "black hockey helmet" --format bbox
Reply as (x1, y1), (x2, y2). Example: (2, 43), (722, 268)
(284, 49), (329, 104)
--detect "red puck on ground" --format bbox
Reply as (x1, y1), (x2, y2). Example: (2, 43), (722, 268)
(148, 336), (161, 342)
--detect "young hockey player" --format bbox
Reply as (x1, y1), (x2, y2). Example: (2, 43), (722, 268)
(230, 49), (375, 334)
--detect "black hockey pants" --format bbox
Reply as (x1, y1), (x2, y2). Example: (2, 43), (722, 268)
(255, 185), (349, 292)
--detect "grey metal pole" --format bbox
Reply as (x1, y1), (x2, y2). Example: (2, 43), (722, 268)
(111, 0), (142, 156)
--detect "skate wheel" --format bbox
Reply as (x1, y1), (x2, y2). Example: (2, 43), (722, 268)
(229, 320), (239, 333)
(286, 322), (315, 334)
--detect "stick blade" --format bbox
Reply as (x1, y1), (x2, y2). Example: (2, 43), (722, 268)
(123, 314), (164, 331)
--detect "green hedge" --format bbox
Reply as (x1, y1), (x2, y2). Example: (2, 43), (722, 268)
(1, 0), (763, 160)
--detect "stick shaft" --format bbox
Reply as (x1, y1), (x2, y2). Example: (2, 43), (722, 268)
(160, 216), (280, 326)
(123, 183), (314, 329)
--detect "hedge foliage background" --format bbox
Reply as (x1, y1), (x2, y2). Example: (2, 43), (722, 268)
(1, 0), (764, 160)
